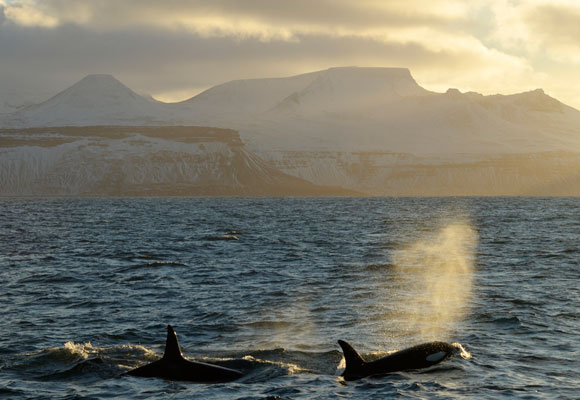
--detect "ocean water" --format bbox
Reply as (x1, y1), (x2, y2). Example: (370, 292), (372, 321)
(0, 197), (578, 399)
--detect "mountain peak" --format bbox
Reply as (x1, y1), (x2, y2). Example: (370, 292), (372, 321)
(267, 66), (428, 116)
(69, 74), (132, 93)
(510, 88), (563, 113)
(79, 73), (119, 81)
(320, 66), (415, 81)
(9, 73), (169, 127)
(48, 73), (145, 105)
(311, 66), (425, 96)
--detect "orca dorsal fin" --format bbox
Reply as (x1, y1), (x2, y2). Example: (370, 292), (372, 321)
(162, 325), (184, 360)
(338, 340), (366, 372)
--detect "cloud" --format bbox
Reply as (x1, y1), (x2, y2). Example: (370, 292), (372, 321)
(0, 19), (532, 102)
(472, 0), (580, 105)
(529, 3), (580, 45)
(0, 0), (578, 108)
(525, 2), (580, 62)
(0, 0), (523, 64)
(0, 0), (484, 47)
(1, 0), (59, 27)
(485, 0), (580, 57)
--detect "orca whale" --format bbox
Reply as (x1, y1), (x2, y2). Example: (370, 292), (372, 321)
(126, 325), (243, 383)
(338, 339), (456, 381)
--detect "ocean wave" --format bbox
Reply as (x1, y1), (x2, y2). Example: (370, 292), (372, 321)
(16, 273), (84, 284)
(117, 260), (186, 272)
(3, 197), (579, 398)
(204, 234), (240, 241)
(7, 342), (345, 385)
(36, 357), (109, 382)
(136, 260), (186, 268)
(0, 388), (25, 396)
(451, 343), (472, 360)
(363, 263), (394, 272)
(489, 315), (522, 329)
(241, 321), (294, 329)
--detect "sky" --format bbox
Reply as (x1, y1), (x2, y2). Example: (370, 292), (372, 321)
(1, 0), (579, 108)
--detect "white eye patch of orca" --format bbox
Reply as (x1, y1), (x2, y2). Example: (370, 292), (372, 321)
(426, 351), (447, 362)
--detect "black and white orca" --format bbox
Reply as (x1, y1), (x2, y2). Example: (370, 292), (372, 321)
(338, 339), (456, 381)
(126, 325), (243, 383)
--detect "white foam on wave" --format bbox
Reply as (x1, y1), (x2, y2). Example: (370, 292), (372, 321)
(62, 341), (94, 359)
(451, 342), (472, 360)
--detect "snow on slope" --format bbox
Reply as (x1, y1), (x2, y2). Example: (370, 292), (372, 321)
(269, 67), (430, 116)
(172, 69), (320, 120)
(0, 100), (26, 115)
(169, 66), (580, 154)
(0, 126), (350, 196)
(4, 67), (580, 155)
(4, 67), (580, 195)
(0, 87), (49, 115)
(255, 70), (580, 153)
(5, 75), (172, 127)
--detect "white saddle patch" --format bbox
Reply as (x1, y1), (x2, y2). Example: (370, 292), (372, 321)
(426, 351), (446, 362)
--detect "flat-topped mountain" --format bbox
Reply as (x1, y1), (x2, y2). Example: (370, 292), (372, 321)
(269, 67), (429, 115)
(177, 67), (428, 117)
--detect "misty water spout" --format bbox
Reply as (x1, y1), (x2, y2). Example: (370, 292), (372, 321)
(391, 221), (478, 342)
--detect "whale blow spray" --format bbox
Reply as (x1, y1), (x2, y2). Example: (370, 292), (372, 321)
(392, 221), (477, 342)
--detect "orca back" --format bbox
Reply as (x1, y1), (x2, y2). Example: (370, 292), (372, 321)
(126, 325), (243, 383)
(338, 340), (455, 381)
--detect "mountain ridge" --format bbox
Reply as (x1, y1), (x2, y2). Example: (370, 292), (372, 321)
(3, 67), (575, 132)
(3, 66), (580, 195)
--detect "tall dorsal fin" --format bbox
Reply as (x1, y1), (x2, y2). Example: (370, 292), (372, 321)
(338, 340), (366, 373)
(162, 325), (184, 360)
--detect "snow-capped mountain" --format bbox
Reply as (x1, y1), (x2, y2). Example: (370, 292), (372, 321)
(169, 67), (580, 194)
(173, 69), (319, 120)
(170, 67), (580, 154)
(268, 67), (430, 116)
(4, 67), (580, 154)
(0, 100), (28, 115)
(3, 67), (580, 195)
(4, 74), (172, 127)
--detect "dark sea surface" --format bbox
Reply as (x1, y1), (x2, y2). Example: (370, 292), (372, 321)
(1, 197), (578, 399)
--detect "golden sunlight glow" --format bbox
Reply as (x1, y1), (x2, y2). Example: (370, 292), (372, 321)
(2, 0), (59, 27)
(152, 88), (208, 103)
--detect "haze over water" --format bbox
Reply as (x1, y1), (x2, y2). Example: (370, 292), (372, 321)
(1, 197), (578, 398)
